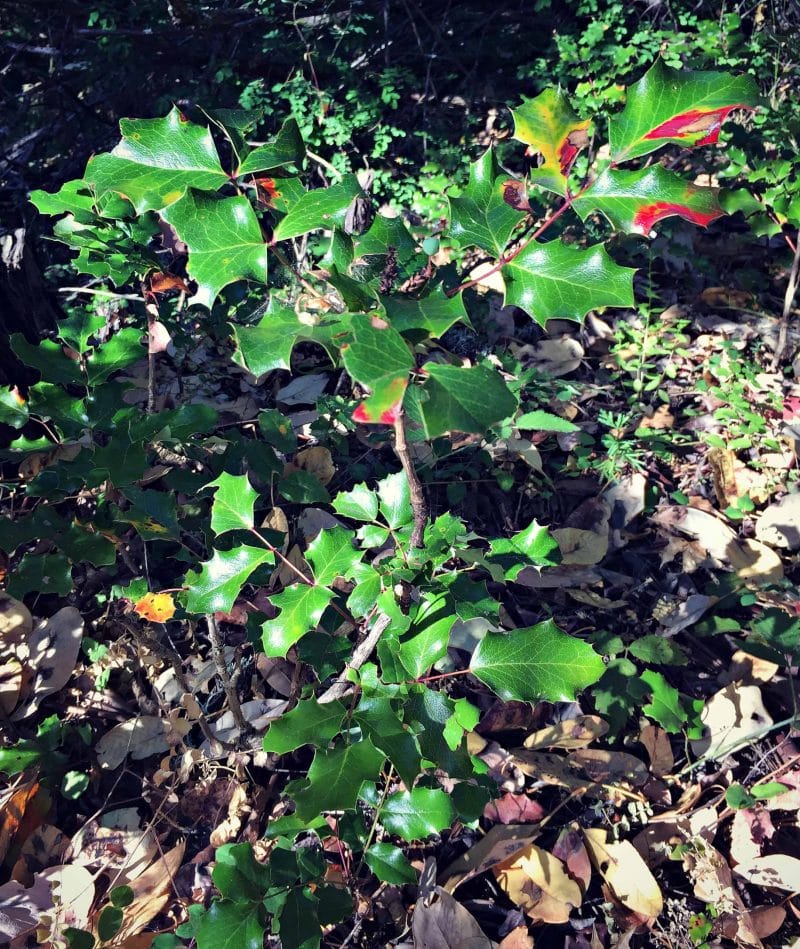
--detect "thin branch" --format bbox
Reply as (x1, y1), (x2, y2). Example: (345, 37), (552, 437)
(393, 408), (428, 548)
(207, 614), (250, 736)
(771, 228), (800, 371)
(318, 613), (392, 704)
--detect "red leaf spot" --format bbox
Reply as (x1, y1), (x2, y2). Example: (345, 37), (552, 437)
(643, 105), (752, 146)
(632, 201), (723, 233)
(379, 404), (401, 425)
(352, 402), (374, 424)
(557, 127), (589, 177)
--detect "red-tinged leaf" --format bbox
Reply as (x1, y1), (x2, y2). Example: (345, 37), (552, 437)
(512, 89), (591, 196)
(133, 591), (177, 623)
(609, 59), (761, 163)
(573, 165), (722, 235)
(341, 315), (413, 426)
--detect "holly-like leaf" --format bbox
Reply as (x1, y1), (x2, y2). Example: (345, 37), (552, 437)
(263, 583), (332, 657)
(414, 363), (517, 437)
(641, 669), (687, 733)
(30, 179), (98, 222)
(512, 88), (591, 196)
(448, 149), (526, 255)
(205, 472), (258, 535)
(486, 518), (560, 580)
(364, 843), (417, 884)
(573, 165), (722, 234)
(354, 695), (422, 789)
(133, 592), (176, 623)
(237, 117), (305, 175)
(470, 619), (605, 702)
(341, 315), (413, 425)
(377, 471), (412, 530)
(609, 59), (761, 163)
(230, 299), (332, 379)
(272, 174), (362, 241)
(0, 387), (28, 429)
(353, 214), (419, 270)
(185, 545), (273, 614)
(262, 699), (348, 754)
(502, 240), (635, 327)
(382, 287), (469, 341)
(85, 107), (228, 213)
(161, 190), (268, 308)
(194, 901), (264, 949)
(332, 483), (379, 523)
(398, 596), (457, 679)
(516, 409), (579, 433)
(375, 787), (456, 841)
(306, 527), (362, 586)
(85, 328), (144, 385)
(292, 739), (386, 820)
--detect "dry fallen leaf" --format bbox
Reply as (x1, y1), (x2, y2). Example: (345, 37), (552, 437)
(96, 716), (185, 769)
(11, 607), (83, 721)
(755, 492), (800, 550)
(552, 526), (609, 565)
(411, 885), (492, 948)
(0, 592), (32, 645)
(583, 827), (663, 920)
(639, 724), (674, 776)
(292, 446), (336, 485)
(133, 591), (176, 623)
(734, 854), (800, 892)
(440, 824), (540, 892)
(113, 841), (186, 942)
(690, 683), (773, 761)
(552, 826), (592, 894)
(523, 715), (609, 751)
(494, 842), (582, 923)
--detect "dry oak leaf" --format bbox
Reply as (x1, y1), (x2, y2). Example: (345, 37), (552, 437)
(582, 828), (663, 920)
(133, 591), (176, 623)
(494, 842), (582, 924)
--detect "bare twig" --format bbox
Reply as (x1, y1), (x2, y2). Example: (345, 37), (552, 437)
(318, 613), (392, 704)
(771, 228), (800, 371)
(207, 613), (250, 736)
(393, 408), (428, 548)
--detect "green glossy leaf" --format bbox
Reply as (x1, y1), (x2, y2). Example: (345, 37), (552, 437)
(30, 179), (98, 221)
(503, 241), (636, 327)
(377, 471), (412, 530)
(516, 409), (579, 433)
(194, 900), (264, 949)
(609, 60), (761, 163)
(364, 843), (417, 884)
(573, 166), (722, 234)
(415, 363), (517, 437)
(628, 635), (687, 666)
(262, 699), (348, 754)
(332, 483), (379, 522)
(751, 608), (800, 654)
(306, 527), (362, 585)
(205, 472), (258, 535)
(273, 174), (362, 241)
(592, 658), (650, 736)
(470, 619), (605, 702)
(346, 564), (383, 617)
(292, 739), (386, 820)
(11, 335), (82, 385)
(405, 687), (475, 779)
(237, 118), (305, 174)
(512, 88), (591, 195)
(230, 299), (311, 378)
(161, 190), (268, 308)
(448, 149), (525, 255)
(263, 584), (332, 657)
(725, 783), (755, 810)
(279, 470), (331, 504)
(185, 545), (273, 614)
(353, 214), (418, 269)
(86, 328), (144, 385)
(85, 107), (228, 213)
(259, 409), (297, 452)
(751, 781), (789, 800)
(487, 518), (560, 580)
(398, 596), (456, 679)
(342, 314), (413, 425)
(377, 787), (456, 841)
(213, 843), (271, 901)
(354, 695), (421, 789)
(109, 886), (135, 909)
(382, 287), (469, 340)
(641, 669), (687, 733)
(276, 888), (321, 949)
(0, 387), (29, 429)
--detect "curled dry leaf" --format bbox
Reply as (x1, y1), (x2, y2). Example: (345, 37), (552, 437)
(582, 827), (663, 920)
(523, 714), (609, 750)
(11, 607), (83, 721)
(0, 657), (23, 715)
(0, 876), (54, 943)
(639, 724), (674, 776)
(113, 841), (186, 942)
(494, 842), (582, 924)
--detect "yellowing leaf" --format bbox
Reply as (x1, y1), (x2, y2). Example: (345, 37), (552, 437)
(133, 592), (177, 623)
(582, 827), (663, 919)
(494, 842), (582, 923)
